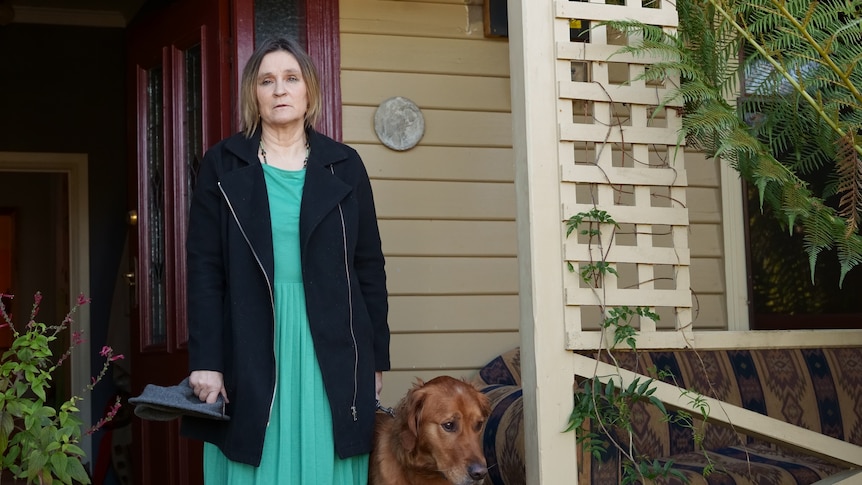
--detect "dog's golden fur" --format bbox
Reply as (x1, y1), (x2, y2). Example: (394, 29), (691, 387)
(369, 376), (491, 485)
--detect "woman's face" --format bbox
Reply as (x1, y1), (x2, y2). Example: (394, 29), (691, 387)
(256, 51), (309, 129)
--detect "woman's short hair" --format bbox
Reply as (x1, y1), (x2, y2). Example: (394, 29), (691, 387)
(239, 37), (322, 137)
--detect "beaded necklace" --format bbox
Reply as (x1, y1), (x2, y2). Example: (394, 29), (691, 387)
(259, 140), (310, 168)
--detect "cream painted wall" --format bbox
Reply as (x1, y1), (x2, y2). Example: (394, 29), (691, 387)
(339, 0), (737, 405)
(339, 0), (520, 406)
(686, 151), (731, 329)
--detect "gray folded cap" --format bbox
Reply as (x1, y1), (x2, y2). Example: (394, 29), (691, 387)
(129, 377), (230, 421)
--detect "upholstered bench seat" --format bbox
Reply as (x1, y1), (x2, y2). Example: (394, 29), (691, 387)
(471, 346), (862, 485)
(658, 443), (843, 485)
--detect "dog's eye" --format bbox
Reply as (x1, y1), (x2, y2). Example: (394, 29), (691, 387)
(474, 421), (484, 432)
(441, 421), (457, 432)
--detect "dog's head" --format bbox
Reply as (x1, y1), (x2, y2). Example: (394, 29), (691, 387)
(399, 376), (491, 485)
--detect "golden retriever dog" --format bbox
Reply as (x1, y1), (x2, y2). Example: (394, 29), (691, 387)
(369, 376), (491, 485)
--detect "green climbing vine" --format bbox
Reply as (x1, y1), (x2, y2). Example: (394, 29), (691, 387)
(563, 208), (712, 484)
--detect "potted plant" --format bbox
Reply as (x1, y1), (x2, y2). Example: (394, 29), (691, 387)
(0, 292), (122, 485)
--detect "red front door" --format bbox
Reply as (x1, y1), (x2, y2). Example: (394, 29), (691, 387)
(126, 1), (231, 483)
(125, 0), (341, 481)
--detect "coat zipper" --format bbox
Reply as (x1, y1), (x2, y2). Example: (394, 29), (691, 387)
(331, 165), (360, 422)
(217, 182), (278, 425)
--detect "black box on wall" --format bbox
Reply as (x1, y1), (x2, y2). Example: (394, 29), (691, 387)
(484, 0), (508, 37)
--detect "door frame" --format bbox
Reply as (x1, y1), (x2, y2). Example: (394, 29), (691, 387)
(0, 151), (92, 461)
(230, 1), (343, 139)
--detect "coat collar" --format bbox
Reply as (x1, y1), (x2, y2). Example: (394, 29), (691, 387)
(222, 126), (350, 169)
(217, 127), (353, 282)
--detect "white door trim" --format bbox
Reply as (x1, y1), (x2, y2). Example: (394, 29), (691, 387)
(0, 151), (92, 464)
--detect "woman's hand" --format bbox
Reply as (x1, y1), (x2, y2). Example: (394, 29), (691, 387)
(189, 370), (229, 404)
(375, 371), (383, 400)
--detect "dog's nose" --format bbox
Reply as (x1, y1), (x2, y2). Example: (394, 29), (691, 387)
(468, 462), (488, 480)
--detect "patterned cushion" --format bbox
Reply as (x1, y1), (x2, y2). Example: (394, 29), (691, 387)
(652, 442), (844, 485)
(471, 347), (522, 388)
(474, 348), (591, 485)
(481, 385), (525, 485)
(471, 348), (524, 485)
(589, 347), (862, 484)
(474, 347), (862, 485)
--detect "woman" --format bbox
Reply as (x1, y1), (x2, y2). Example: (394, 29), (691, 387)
(181, 37), (390, 484)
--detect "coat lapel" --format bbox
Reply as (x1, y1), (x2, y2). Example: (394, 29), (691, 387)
(219, 132), (276, 286)
(300, 131), (352, 253)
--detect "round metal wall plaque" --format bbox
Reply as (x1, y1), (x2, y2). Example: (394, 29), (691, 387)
(374, 96), (425, 151)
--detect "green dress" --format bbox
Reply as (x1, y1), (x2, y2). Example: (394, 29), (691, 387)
(203, 164), (369, 484)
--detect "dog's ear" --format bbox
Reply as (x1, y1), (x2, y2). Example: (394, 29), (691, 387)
(400, 385), (427, 452)
(475, 385), (491, 419)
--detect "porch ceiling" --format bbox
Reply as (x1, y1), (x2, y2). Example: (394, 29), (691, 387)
(4, 0), (147, 26)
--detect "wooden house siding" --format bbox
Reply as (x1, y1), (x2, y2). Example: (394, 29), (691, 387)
(339, 0), (737, 402)
(686, 150), (730, 329)
(339, 0), (520, 403)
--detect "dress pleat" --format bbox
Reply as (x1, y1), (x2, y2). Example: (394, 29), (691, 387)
(204, 164), (368, 484)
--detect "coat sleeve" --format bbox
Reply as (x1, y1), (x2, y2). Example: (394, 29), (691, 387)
(186, 147), (226, 373)
(351, 151), (391, 372)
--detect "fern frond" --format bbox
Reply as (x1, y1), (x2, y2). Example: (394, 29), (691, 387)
(836, 232), (862, 286)
(835, 133), (862, 237)
(802, 204), (841, 282)
(601, 0), (862, 280)
(715, 128), (764, 161)
(780, 181), (814, 233)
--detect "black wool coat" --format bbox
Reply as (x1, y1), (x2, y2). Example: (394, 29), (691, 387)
(180, 127), (390, 466)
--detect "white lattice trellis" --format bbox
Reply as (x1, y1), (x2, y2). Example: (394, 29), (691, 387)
(554, 0), (692, 350)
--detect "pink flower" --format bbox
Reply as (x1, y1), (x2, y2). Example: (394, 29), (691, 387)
(76, 293), (91, 306)
(109, 401), (122, 417)
(30, 292), (42, 318)
(99, 346), (112, 357)
(72, 331), (85, 345)
(86, 398), (123, 435)
(109, 354), (125, 362)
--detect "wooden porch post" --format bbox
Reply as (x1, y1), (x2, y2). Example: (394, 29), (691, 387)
(507, 0), (579, 483)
